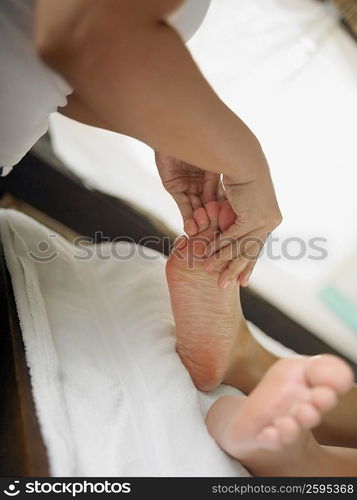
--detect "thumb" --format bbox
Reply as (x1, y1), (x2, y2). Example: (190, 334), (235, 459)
(171, 193), (198, 236)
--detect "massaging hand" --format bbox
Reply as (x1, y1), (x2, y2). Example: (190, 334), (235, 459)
(156, 151), (282, 288)
(155, 152), (220, 236)
(204, 169), (282, 288)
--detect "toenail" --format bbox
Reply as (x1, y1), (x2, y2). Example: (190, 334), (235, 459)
(223, 280), (232, 289)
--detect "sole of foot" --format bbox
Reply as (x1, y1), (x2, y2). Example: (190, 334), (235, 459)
(206, 354), (354, 476)
(166, 201), (245, 391)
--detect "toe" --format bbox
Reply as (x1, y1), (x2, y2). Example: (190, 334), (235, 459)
(257, 425), (282, 450)
(273, 416), (300, 444)
(306, 355), (354, 395)
(173, 235), (188, 251)
(193, 207), (210, 233)
(218, 200), (236, 232)
(184, 219), (198, 237)
(205, 201), (220, 222)
(310, 386), (338, 413)
(294, 403), (321, 429)
(205, 201), (221, 235)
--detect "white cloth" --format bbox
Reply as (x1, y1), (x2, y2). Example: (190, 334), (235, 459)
(0, 209), (250, 477)
(0, 209), (295, 476)
(0, 0), (211, 173)
(0, 0), (72, 172)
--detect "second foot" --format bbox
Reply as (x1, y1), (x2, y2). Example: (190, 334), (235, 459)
(206, 355), (354, 476)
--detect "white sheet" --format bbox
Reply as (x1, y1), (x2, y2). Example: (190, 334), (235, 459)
(0, 209), (295, 476)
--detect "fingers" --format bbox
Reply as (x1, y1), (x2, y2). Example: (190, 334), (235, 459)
(183, 194), (203, 236)
(170, 193), (199, 236)
(170, 192), (198, 236)
(206, 220), (255, 257)
(205, 229), (265, 269)
(202, 172), (220, 204)
(183, 201), (260, 289)
(217, 260), (245, 289)
(238, 261), (255, 287)
(217, 259), (255, 289)
(193, 207), (210, 233)
(204, 228), (266, 289)
(218, 199), (236, 232)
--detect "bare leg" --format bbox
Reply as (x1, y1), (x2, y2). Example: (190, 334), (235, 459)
(166, 201), (273, 391)
(167, 200), (240, 391)
(225, 338), (357, 448)
(206, 355), (356, 476)
(311, 387), (357, 448)
(167, 201), (357, 446)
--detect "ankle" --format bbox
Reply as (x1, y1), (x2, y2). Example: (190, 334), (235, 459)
(223, 323), (278, 393)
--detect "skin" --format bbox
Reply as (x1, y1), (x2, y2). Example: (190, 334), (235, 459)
(166, 201), (357, 475)
(206, 356), (357, 477)
(34, 0), (282, 285)
(224, 329), (357, 450)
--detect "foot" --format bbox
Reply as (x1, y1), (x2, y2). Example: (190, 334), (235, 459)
(206, 355), (354, 476)
(166, 201), (271, 391)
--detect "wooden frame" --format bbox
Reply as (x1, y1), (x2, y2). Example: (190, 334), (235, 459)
(0, 243), (48, 476)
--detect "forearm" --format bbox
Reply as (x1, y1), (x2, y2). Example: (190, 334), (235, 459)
(35, 0), (266, 181)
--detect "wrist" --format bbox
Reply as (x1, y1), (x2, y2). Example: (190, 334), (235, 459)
(220, 132), (267, 184)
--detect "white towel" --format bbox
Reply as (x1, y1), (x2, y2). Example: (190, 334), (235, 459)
(0, 209), (295, 476)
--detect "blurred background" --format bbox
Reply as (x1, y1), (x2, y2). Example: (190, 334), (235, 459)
(48, 0), (357, 358)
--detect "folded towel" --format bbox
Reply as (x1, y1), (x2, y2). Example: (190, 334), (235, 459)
(0, 209), (295, 476)
(0, 210), (247, 476)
